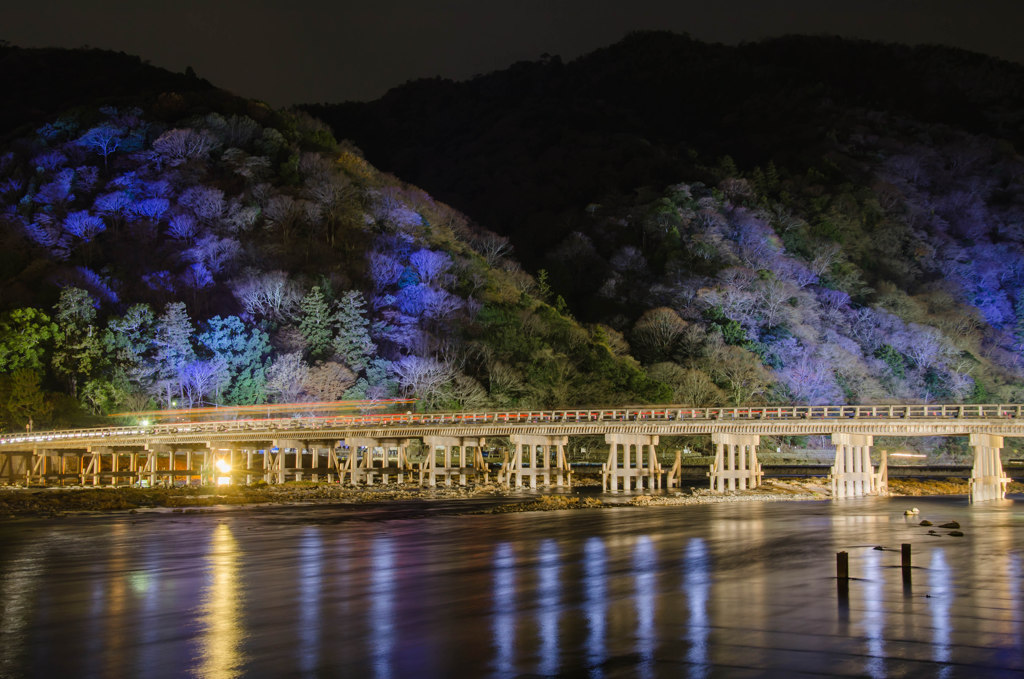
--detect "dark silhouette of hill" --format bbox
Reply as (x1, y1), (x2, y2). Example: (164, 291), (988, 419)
(304, 31), (1024, 271)
(0, 44), (222, 140)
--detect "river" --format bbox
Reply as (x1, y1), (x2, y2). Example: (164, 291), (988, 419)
(1, 495), (1021, 678)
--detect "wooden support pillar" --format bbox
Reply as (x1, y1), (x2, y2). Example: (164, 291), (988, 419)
(421, 436), (488, 488)
(829, 434), (875, 499)
(969, 433), (1010, 503)
(143, 444), (168, 487)
(708, 433), (761, 493)
(506, 435), (568, 489)
(603, 434), (659, 492)
(270, 439), (302, 484)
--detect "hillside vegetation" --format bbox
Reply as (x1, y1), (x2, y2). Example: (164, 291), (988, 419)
(0, 57), (664, 429)
(307, 31), (1024, 407)
(3, 33), (1024, 432)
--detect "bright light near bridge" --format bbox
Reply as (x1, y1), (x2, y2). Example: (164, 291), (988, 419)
(215, 458), (232, 486)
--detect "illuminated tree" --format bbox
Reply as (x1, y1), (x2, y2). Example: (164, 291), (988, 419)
(76, 124), (123, 170)
(104, 303), (157, 388)
(152, 128), (217, 167)
(302, 361), (356, 401)
(196, 315), (270, 405)
(333, 290), (375, 370)
(298, 286), (334, 360)
(151, 302), (195, 406)
(230, 271), (301, 322)
(409, 249), (452, 285)
(0, 308), (58, 373)
(265, 352), (309, 403)
(630, 307), (688, 364)
(4, 369), (52, 429)
(179, 359), (228, 407)
(51, 288), (102, 398)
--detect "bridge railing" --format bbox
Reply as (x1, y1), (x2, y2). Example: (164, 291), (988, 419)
(0, 403), (1020, 447)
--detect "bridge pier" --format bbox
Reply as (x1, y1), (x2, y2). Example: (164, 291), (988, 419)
(505, 435), (571, 488)
(420, 436), (488, 487)
(969, 433), (1011, 503)
(830, 434), (879, 498)
(708, 433), (762, 492)
(603, 434), (661, 492)
(335, 437), (413, 485)
(26, 449), (60, 485)
(0, 450), (29, 484)
(339, 437), (377, 485)
(267, 439), (303, 484)
(141, 444), (167, 487)
(378, 439), (413, 484)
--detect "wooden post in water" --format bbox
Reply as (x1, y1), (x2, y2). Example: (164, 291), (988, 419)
(836, 551), (849, 580)
(901, 543), (912, 584)
(836, 550), (849, 601)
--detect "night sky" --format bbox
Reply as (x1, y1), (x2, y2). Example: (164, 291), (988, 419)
(3, 1), (1023, 108)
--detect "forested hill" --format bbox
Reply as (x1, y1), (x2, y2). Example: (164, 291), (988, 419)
(0, 46), (666, 430)
(2, 39), (1024, 435)
(305, 31), (1024, 407)
(305, 32), (1024, 273)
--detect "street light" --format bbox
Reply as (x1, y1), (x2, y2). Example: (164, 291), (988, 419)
(215, 458), (232, 486)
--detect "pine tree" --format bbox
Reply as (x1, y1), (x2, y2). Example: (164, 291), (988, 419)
(333, 290), (375, 371)
(51, 287), (102, 398)
(298, 286), (334, 360)
(152, 302), (195, 406)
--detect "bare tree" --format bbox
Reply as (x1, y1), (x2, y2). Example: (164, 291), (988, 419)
(179, 359), (228, 407)
(472, 231), (512, 266)
(230, 270), (301, 322)
(631, 307), (688, 364)
(265, 352), (310, 403)
(76, 125), (123, 170)
(152, 128), (217, 167)
(303, 362), (356, 401)
(393, 355), (454, 408)
(410, 249), (452, 285)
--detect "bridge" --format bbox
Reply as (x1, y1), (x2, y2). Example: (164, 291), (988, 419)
(0, 403), (1019, 503)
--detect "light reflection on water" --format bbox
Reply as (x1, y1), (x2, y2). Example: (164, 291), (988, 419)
(536, 538), (560, 676)
(633, 535), (656, 678)
(861, 547), (885, 679)
(370, 533), (395, 679)
(491, 541), (515, 678)
(583, 536), (607, 677)
(197, 523), (243, 679)
(683, 538), (710, 679)
(0, 496), (1022, 677)
(297, 528), (321, 678)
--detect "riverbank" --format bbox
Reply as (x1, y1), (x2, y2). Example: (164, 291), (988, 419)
(1, 476), (1020, 518)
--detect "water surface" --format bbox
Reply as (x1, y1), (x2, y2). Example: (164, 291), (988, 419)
(1, 496), (1022, 677)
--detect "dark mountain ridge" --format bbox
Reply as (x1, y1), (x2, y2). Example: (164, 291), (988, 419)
(0, 44), (226, 142)
(305, 31), (1024, 270)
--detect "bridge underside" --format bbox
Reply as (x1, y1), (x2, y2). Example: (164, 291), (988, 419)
(0, 421), (1017, 503)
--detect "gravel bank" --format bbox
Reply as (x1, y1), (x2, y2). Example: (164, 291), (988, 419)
(1, 477), (1019, 518)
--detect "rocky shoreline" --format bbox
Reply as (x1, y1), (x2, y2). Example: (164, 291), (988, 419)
(1, 475), (1020, 518)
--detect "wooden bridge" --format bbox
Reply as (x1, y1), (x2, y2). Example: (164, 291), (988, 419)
(0, 403), (1019, 502)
